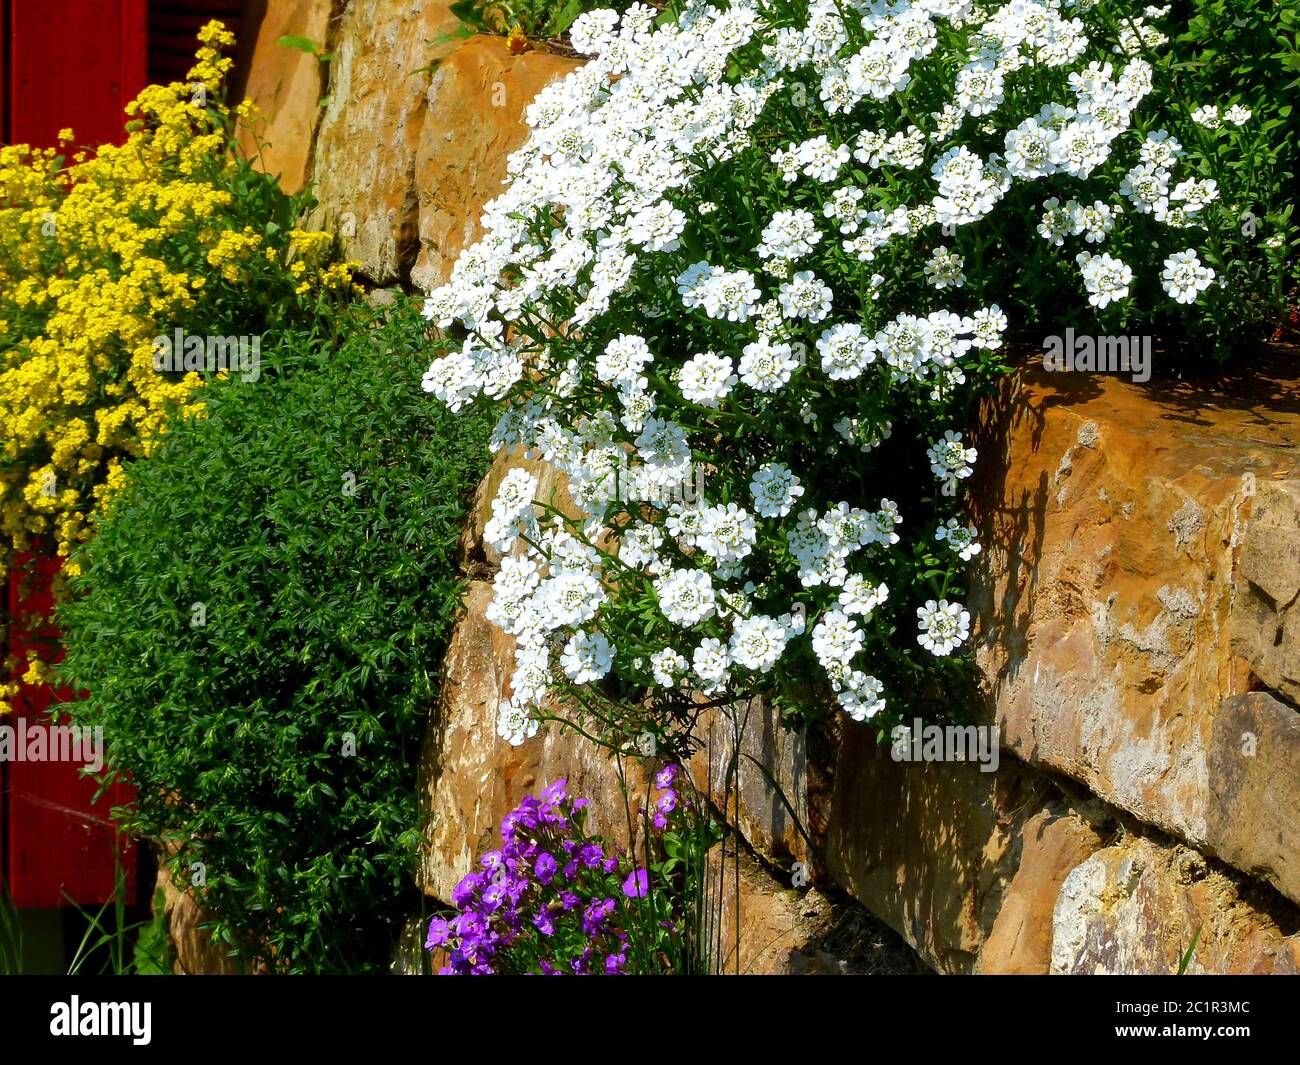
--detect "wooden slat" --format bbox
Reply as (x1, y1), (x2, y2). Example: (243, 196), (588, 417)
(4, 553), (137, 910)
(3, 0), (145, 908)
(8, 0), (146, 149)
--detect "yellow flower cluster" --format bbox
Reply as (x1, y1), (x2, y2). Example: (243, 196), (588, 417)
(0, 22), (355, 713)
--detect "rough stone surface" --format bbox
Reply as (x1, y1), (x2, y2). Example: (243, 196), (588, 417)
(235, 0), (335, 194)
(417, 580), (656, 902)
(155, 859), (245, 976)
(214, 10), (1300, 974)
(977, 808), (1104, 974)
(458, 446), (581, 574)
(1205, 691), (1300, 903)
(1051, 836), (1300, 975)
(309, 0), (463, 283)
(824, 728), (1045, 974)
(703, 847), (833, 975)
(972, 355), (1300, 900)
(427, 414), (1300, 976)
(1232, 480), (1300, 705)
(411, 37), (581, 291)
(689, 697), (813, 868)
(389, 913), (429, 975)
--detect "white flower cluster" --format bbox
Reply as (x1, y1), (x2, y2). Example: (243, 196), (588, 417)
(419, 0), (1236, 742)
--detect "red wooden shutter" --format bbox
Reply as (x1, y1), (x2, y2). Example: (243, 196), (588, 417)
(6, 0), (147, 149)
(5, 556), (138, 909)
(3, 0), (149, 908)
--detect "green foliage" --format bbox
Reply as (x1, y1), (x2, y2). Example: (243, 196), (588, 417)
(56, 302), (492, 974)
(65, 842), (167, 976)
(1119, 0), (1300, 344)
(277, 34), (330, 60)
(0, 885), (20, 975)
(1177, 923), (1203, 975)
(132, 890), (174, 975)
(445, 0), (618, 43)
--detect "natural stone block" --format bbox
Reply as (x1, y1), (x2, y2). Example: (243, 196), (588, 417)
(411, 37), (582, 291)
(972, 355), (1300, 898)
(1051, 836), (1300, 975)
(235, 0), (334, 194)
(309, 1), (463, 283)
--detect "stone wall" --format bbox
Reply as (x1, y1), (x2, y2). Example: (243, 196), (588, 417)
(165, 0), (1300, 975)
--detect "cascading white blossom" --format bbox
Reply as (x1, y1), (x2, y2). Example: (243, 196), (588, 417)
(417, 0), (1235, 744)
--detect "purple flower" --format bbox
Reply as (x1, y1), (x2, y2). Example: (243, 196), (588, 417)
(480, 881), (508, 912)
(622, 868), (649, 898)
(655, 764), (678, 790)
(535, 852), (558, 884)
(451, 872), (483, 908)
(425, 917), (451, 950)
(500, 811), (521, 841)
(431, 777), (680, 976)
(582, 898), (616, 935)
(653, 791), (677, 830)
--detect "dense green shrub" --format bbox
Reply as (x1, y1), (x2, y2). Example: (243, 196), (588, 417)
(56, 303), (491, 973)
(1152, 0), (1299, 342)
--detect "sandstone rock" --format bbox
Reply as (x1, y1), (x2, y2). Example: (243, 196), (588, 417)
(824, 728), (1044, 973)
(703, 846), (833, 975)
(235, 0), (334, 194)
(410, 37), (582, 290)
(972, 353), (1300, 901)
(389, 913), (431, 975)
(155, 859), (244, 976)
(309, 0), (463, 283)
(1232, 480), (1300, 704)
(1206, 691), (1300, 902)
(687, 696), (813, 869)
(977, 808), (1103, 974)
(417, 580), (656, 901)
(1051, 836), (1300, 975)
(458, 446), (581, 574)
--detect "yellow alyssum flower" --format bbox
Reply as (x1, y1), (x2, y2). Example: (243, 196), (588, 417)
(0, 18), (355, 674)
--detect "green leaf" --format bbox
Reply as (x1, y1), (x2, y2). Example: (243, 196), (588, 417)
(277, 34), (321, 56)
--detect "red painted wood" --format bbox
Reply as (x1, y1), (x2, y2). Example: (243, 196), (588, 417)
(2, 2), (249, 910)
(1, 1), (9, 144)
(3, 0), (147, 910)
(8, 0), (147, 149)
(5, 553), (137, 909)
(121, 0), (148, 114)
